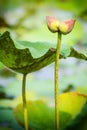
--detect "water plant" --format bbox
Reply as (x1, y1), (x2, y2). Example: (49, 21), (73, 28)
(0, 16), (87, 130)
(46, 16), (75, 130)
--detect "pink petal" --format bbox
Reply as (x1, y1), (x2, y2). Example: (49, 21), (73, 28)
(46, 16), (58, 26)
(64, 19), (76, 33)
(46, 16), (59, 32)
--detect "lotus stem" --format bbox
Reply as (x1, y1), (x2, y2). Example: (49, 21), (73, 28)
(55, 32), (62, 130)
(22, 74), (29, 130)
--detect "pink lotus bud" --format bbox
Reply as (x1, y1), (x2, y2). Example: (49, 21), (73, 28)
(46, 16), (76, 34)
(46, 16), (60, 33)
(59, 19), (76, 34)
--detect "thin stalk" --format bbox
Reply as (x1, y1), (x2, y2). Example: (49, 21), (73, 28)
(55, 32), (62, 130)
(22, 74), (29, 130)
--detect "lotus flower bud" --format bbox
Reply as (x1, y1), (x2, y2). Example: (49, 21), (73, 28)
(46, 16), (60, 33)
(46, 16), (76, 34)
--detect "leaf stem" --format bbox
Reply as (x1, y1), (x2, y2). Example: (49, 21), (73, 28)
(55, 32), (62, 130)
(22, 74), (29, 130)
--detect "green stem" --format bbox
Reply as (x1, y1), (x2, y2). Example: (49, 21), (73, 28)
(55, 32), (62, 130)
(22, 74), (29, 130)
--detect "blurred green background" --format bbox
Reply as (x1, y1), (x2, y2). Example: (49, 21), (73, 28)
(0, 0), (87, 129)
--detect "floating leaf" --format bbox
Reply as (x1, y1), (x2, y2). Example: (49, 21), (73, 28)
(59, 92), (87, 118)
(14, 100), (55, 130)
(64, 102), (87, 130)
(14, 92), (87, 130)
(0, 31), (87, 74)
(59, 92), (87, 129)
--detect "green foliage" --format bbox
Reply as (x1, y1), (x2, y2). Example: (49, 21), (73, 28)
(0, 1), (87, 130)
(0, 31), (55, 74)
(14, 92), (87, 130)
(64, 102), (87, 130)
(0, 31), (87, 74)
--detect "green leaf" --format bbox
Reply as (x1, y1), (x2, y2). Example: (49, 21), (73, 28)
(0, 31), (87, 74)
(14, 92), (87, 130)
(0, 31), (56, 74)
(63, 102), (87, 130)
(14, 100), (71, 130)
(15, 40), (54, 58)
(59, 92), (87, 119)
